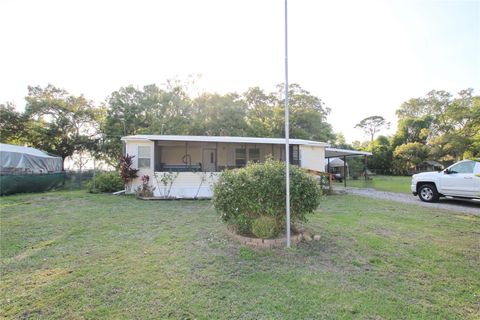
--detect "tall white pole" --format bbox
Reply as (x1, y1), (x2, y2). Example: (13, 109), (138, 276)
(284, 0), (291, 248)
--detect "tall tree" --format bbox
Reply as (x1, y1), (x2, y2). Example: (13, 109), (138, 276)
(273, 84), (335, 142)
(0, 102), (25, 144)
(365, 135), (393, 173)
(143, 84), (192, 135)
(393, 142), (429, 173)
(190, 93), (248, 136)
(391, 116), (432, 147)
(331, 132), (351, 149)
(464, 95), (480, 158)
(396, 97), (428, 119)
(393, 88), (479, 161)
(354, 115), (390, 142)
(244, 87), (276, 137)
(102, 84), (193, 164)
(24, 84), (101, 169)
(103, 86), (148, 137)
(102, 85), (152, 165)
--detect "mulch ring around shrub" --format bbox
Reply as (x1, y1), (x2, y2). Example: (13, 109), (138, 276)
(136, 196), (211, 200)
(226, 225), (320, 249)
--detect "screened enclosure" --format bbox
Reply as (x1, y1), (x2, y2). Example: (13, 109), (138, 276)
(0, 143), (64, 195)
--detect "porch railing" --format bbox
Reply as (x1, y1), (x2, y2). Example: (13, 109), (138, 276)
(156, 163), (202, 172)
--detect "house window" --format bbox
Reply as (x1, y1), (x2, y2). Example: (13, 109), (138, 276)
(292, 146), (299, 161)
(249, 148), (260, 163)
(138, 146), (151, 169)
(290, 145), (300, 165)
(235, 148), (246, 167)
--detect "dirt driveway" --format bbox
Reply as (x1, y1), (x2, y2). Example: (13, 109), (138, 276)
(339, 187), (480, 216)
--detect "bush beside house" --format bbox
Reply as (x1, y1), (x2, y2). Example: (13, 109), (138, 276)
(88, 171), (124, 193)
(212, 160), (321, 238)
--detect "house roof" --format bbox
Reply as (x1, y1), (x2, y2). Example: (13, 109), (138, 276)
(325, 147), (372, 158)
(0, 143), (60, 159)
(121, 135), (330, 147)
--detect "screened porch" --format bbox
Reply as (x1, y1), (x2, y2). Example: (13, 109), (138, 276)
(148, 140), (301, 172)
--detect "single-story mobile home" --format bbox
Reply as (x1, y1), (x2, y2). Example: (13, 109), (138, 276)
(121, 135), (371, 198)
(121, 135), (332, 198)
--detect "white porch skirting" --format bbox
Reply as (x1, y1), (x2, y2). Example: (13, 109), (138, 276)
(130, 172), (220, 199)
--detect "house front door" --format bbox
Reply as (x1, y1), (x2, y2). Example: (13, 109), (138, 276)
(202, 149), (216, 172)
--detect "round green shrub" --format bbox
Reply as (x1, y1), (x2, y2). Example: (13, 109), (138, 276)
(252, 216), (278, 239)
(87, 171), (124, 193)
(213, 160), (321, 236)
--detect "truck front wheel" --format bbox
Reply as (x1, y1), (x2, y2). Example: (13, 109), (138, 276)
(418, 184), (439, 203)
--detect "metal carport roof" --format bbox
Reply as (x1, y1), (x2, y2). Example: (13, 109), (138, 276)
(325, 147), (372, 158)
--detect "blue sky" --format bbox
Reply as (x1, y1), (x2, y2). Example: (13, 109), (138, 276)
(1, 0), (478, 142)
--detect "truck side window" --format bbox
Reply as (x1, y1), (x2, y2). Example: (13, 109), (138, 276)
(449, 161), (475, 174)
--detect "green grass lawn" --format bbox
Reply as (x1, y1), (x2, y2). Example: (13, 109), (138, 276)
(337, 175), (412, 193)
(1, 190), (479, 319)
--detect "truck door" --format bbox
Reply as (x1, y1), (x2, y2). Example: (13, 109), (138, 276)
(440, 161), (478, 198)
(474, 162), (480, 199)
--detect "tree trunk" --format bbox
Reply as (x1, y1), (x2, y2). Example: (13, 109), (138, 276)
(61, 157), (66, 185)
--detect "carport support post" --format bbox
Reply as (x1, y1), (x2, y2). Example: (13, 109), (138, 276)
(215, 142), (218, 171)
(343, 155), (347, 188)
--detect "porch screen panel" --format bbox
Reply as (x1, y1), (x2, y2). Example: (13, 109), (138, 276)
(235, 148), (246, 167)
(249, 148), (260, 163)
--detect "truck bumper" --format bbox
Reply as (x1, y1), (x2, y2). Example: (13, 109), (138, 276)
(410, 183), (417, 195)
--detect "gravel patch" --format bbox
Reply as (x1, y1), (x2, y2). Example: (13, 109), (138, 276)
(336, 187), (480, 216)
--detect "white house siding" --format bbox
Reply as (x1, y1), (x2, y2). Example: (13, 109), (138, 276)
(125, 140), (155, 190)
(152, 172), (219, 198)
(300, 145), (325, 172)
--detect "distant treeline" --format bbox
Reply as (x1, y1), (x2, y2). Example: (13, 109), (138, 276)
(0, 82), (334, 168)
(347, 89), (480, 175)
(1, 82), (478, 174)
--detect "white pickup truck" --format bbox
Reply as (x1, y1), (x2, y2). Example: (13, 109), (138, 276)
(411, 160), (480, 202)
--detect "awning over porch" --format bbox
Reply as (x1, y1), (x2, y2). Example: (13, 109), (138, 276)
(122, 134), (329, 147)
(325, 147), (372, 158)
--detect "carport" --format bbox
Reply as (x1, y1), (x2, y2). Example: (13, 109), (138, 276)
(325, 148), (372, 188)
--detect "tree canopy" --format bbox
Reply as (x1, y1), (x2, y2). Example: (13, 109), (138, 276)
(99, 83), (335, 163)
(354, 116), (390, 142)
(4, 81), (476, 175)
(0, 85), (102, 169)
(393, 89), (479, 161)
(2, 82), (336, 168)
(0, 102), (25, 144)
(353, 88), (479, 174)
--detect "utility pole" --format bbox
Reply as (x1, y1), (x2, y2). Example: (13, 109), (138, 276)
(284, 0), (291, 248)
